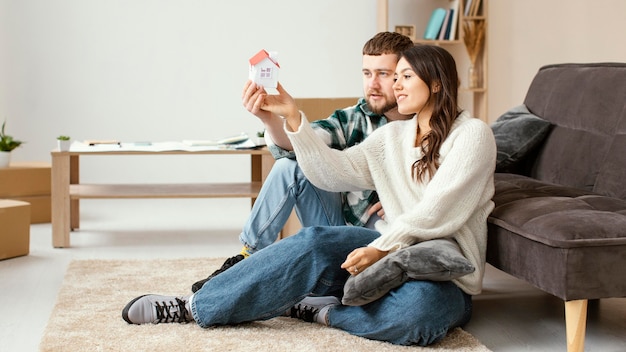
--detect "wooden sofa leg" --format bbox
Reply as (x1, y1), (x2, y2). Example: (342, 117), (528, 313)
(565, 299), (588, 352)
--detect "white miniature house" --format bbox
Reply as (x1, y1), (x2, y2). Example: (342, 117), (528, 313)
(248, 49), (280, 94)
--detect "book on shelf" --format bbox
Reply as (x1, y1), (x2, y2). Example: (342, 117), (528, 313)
(436, 0), (460, 41)
(447, 0), (460, 40)
(464, 0), (473, 16)
(437, 9), (452, 40)
(465, 0), (482, 16)
(443, 9), (454, 39)
(423, 7), (447, 40)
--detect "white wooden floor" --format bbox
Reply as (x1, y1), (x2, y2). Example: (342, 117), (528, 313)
(1, 199), (625, 352)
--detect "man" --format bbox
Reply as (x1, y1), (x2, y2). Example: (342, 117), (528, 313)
(191, 32), (414, 292)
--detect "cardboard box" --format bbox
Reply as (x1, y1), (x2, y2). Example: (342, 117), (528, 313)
(0, 162), (51, 223)
(0, 200), (30, 260)
(10, 195), (51, 224)
(295, 97), (360, 121)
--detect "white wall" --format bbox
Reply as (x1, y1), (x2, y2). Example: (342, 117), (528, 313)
(0, 0), (375, 182)
(1, 0), (625, 182)
(488, 0), (626, 122)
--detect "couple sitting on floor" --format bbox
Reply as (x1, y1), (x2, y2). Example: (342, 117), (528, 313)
(121, 32), (496, 347)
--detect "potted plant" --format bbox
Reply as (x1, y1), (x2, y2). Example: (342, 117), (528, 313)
(255, 130), (266, 146)
(0, 121), (24, 168)
(57, 135), (71, 152)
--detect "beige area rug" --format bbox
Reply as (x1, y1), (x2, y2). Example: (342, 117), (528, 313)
(40, 258), (492, 352)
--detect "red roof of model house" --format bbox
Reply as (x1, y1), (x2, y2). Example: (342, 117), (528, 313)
(249, 49), (280, 67)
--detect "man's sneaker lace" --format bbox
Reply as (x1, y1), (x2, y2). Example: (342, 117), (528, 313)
(290, 303), (319, 322)
(288, 296), (340, 324)
(122, 294), (193, 325)
(191, 254), (245, 292)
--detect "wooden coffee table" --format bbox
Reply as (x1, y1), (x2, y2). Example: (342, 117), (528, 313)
(50, 148), (274, 248)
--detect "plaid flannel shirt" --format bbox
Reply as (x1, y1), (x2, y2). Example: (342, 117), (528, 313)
(267, 98), (388, 226)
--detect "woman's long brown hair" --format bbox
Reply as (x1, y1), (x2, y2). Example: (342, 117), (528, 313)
(401, 45), (460, 181)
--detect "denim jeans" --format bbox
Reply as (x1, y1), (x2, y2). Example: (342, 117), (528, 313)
(239, 158), (345, 252)
(191, 226), (472, 346)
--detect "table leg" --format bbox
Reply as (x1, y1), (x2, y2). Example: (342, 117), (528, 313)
(250, 152), (275, 207)
(260, 153), (274, 182)
(250, 154), (261, 208)
(51, 153), (71, 248)
(70, 155), (80, 230)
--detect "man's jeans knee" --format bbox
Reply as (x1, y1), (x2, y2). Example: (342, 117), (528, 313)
(239, 158), (344, 252)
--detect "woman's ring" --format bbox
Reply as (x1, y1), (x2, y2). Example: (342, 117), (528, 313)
(353, 266), (359, 273)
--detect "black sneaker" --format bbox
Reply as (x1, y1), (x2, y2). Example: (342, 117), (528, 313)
(288, 296), (340, 323)
(191, 254), (245, 292)
(122, 294), (193, 325)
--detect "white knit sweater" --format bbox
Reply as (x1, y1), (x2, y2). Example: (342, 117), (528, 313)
(286, 111), (496, 294)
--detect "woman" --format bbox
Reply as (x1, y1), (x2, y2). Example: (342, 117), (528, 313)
(122, 45), (496, 346)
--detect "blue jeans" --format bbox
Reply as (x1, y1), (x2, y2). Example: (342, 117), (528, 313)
(191, 226), (472, 346)
(240, 158), (345, 252)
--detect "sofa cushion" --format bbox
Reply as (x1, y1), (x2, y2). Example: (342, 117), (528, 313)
(490, 105), (552, 173)
(489, 173), (626, 248)
(341, 239), (475, 306)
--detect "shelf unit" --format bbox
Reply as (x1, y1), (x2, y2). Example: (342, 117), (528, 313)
(377, 0), (488, 121)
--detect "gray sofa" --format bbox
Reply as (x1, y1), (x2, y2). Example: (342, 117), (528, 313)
(487, 63), (626, 352)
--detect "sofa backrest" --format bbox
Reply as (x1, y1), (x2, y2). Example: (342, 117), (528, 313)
(523, 63), (626, 200)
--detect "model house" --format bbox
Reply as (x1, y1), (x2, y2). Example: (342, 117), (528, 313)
(248, 49), (280, 94)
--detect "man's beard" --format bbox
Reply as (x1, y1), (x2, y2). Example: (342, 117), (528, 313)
(366, 95), (397, 115)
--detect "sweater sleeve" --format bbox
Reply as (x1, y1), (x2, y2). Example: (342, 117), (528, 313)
(285, 113), (375, 192)
(265, 100), (364, 160)
(266, 114), (340, 160)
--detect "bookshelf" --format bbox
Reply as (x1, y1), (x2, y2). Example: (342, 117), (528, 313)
(377, 0), (488, 122)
